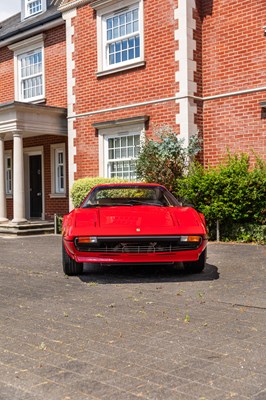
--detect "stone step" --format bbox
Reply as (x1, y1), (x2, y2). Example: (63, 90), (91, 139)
(0, 222), (56, 236)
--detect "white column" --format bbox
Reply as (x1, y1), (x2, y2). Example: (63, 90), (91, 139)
(12, 132), (27, 224)
(0, 135), (8, 223)
(174, 0), (198, 147)
(63, 9), (77, 211)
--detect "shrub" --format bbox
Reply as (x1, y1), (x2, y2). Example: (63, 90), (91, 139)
(208, 223), (266, 244)
(135, 125), (201, 191)
(70, 177), (127, 208)
(176, 153), (266, 241)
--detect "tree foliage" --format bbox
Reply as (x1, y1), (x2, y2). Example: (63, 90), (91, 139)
(135, 125), (201, 191)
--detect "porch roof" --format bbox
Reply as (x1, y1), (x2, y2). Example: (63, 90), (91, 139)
(0, 101), (67, 140)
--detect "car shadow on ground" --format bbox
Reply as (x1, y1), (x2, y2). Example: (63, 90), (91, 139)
(79, 262), (219, 284)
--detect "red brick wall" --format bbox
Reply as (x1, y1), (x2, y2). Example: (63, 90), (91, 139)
(0, 47), (14, 102)
(72, 0), (180, 179)
(201, 0), (266, 165)
(45, 25), (67, 107)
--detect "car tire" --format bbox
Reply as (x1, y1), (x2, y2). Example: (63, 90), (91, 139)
(62, 242), (83, 276)
(183, 248), (207, 274)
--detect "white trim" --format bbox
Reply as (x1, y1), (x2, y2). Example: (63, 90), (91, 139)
(174, 0), (197, 147)
(8, 34), (45, 52)
(62, 8), (77, 210)
(9, 35), (45, 103)
(4, 151), (12, 196)
(201, 86), (266, 101)
(66, 86), (266, 120)
(50, 143), (66, 196)
(98, 122), (144, 178)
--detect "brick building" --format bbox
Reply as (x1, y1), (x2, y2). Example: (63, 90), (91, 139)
(58, 0), (265, 194)
(0, 0), (69, 228)
(0, 0), (265, 228)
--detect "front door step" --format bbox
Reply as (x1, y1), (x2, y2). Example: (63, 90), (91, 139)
(0, 221), (55, 236)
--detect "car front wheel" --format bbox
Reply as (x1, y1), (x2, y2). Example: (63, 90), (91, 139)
(183, 248), (207, 274)
(62, 242), (83, 276)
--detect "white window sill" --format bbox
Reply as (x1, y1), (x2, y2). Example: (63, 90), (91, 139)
(97, 61), (145, 78)
(49, 193), (67, 199)
(18, 97), (46, 104)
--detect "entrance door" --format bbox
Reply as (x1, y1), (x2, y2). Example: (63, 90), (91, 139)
(29, 155), (42, 218)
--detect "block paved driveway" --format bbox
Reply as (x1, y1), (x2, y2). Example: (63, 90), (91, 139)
(0, 235), (265, 400)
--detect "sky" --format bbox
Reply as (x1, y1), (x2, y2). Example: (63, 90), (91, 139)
(0, 0), (21, 22)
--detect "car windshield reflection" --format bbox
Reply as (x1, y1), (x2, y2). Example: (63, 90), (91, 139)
(81, 185), (179, 208)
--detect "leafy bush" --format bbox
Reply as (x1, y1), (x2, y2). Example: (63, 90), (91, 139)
(176, 153), (266, 241)
(208, 223), (266, 244)
(135, 125), (201, 191)
(71, 177), (127, 208)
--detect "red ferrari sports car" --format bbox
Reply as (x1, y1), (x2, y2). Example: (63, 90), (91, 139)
(62, 183), (207, 276)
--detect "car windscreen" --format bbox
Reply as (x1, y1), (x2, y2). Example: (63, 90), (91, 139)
(81, 186), (179, 207)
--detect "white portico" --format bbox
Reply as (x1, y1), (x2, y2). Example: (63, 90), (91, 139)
(0, 101), (67, 224)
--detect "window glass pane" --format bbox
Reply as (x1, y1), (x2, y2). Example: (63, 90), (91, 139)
(126, 11), (132, 22)
(121, 148), (127, 158)
(27, 0), (42, 16)
(128, 136), (133, 146)
(108, 149), (114, 159)
(121, 137), (127, 146)
(113, 16), (119, 27)
(128, 147), (133, 157)
(133, 9), (139, 22)
(107, 30), (112, 40)
(113, 27), (119, 39)
(126, 23), (132, 35)
(115, 52), (121, 63)
(115, 149), (120, 158)
(120, 25), (125, 36)
(107, 18), (112, 29)
(133, 21), (139, 32)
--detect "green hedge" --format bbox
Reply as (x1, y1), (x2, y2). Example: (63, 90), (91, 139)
(70, 177), (127, 208)
(176, 154), (266, 243)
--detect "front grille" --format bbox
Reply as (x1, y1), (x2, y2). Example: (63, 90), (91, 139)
(74, 236), (201, 253)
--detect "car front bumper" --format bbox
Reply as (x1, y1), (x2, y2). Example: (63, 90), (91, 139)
(63, 238), (207, 264)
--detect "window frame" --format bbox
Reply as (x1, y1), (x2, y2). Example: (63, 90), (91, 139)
(18, 47), (44, 102)
(5, 152), (12, 196)
(9, 35), (45, 103)
(50, 144), (66, 197)
(98, 122), (145, 180)
(95, 0), (144, 75)
(23, 0), (47, 19)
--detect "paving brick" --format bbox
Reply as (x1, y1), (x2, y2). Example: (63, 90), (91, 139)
(0, 237), (265, 399)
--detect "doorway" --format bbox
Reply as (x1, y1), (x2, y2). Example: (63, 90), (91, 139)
(29, 155), (42, 218)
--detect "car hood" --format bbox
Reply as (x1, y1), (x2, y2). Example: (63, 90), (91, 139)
(65, 206), (206, 237)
